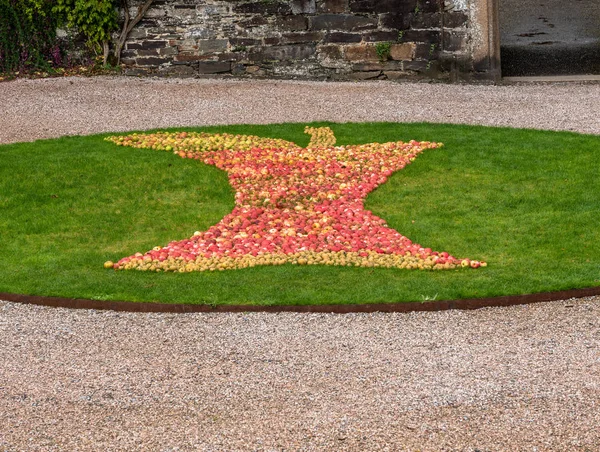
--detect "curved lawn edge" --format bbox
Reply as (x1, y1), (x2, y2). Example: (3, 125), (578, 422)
(2, 286), (600, 314)
(2, 123), (599, 307)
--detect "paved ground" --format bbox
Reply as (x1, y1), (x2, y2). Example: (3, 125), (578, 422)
(2, 76), (600, 146)
(499, 0), (600, 75)
(1, 77), (600, 451)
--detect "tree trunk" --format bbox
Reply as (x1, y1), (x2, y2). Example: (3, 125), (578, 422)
(114, 0), (154, 66)
(103, 41), (110, 66)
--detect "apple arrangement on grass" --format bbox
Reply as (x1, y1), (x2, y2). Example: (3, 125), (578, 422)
(104, 127), (486, 272)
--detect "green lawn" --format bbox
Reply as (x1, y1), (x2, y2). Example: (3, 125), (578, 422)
(0, 122), (598, 306)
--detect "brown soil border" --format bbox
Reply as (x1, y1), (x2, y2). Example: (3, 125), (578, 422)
(2, 287), (600, 314)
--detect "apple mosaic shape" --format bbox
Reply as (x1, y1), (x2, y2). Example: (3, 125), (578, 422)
(104, 127), (485, 272)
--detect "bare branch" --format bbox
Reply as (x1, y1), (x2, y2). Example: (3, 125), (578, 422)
(117, 0), (131, 47)
(127, 0), (154, 35)
(115, 0), (152, 66)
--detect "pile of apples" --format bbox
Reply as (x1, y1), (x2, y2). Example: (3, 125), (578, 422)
(104, 127), (486, 272)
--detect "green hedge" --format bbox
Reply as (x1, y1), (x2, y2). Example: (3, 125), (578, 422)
(0, 0), (62, 73)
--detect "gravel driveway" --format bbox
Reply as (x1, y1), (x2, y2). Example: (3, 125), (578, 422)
(1, 76), (600, 451)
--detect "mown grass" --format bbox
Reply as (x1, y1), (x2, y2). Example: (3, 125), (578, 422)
(0, 122), (598, 306)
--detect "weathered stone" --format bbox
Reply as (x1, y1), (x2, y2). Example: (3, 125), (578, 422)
(231, 64), (246, 75)
(171, 7), (196, 19)
(319, 60), (349, 69)
(197, 61), (231, 73)
(123, 67), (152, 76)
(198, 39), (229, 54)
(402, 30), (441, 43)
(238, 16), (268, 28)
(230, 37), (261, 47)
(144, 7), (167, 18)
(362, 30), (399, 42)
(233, 1), (291, 15)
(219, 52), (249, 62)
(263, 37), (282, 46)
(159, 46), (178, 56)
(197, 5), (227, 16)
(282, 32), (324, 45)
(141, 40), (169, 49)
(409, 12), (442, 29)
(317, 45), (348, 68)
(443, 30), (467, 51)
(419, 0), (440, 13)
(350, 0), (416, 14)
(108, 0), (476, 82)
(127, 28), (147, 39)
(276, 15), (309, 31)
(254, 44), (316, 61)
(438, 53), (469, 72)
(157, 64), (196, 77)
(403, 60), (430, 71)
(154, 33), (181, 40)
(384, 70), (408, 79)
(174, 54), (206, 62)
(379, 12), (411, 30)
(317, 44), (344, 60)
(323, 32), (362, 43)
(177, 39), (198, 52)
(135, 56), (169, 66)
(121, 46), (138, 56)
(390, 43), (415, 60)
(349, 70), (381, 79)
(138, 18), (160, 28)
(351, 62), (383, 71)
(413, 43), (436, 60)
(318, 0), (348, 13)
(125, 42), (143, 50)
(245, 65), (261, 74)
(444, 12), (468, 28)
(343, 44), (378, 61)
(136, 49), (161, 57)
(184, 28), (217, 39)
(310, 14), (377, 32)
(352, 60), (402, 71)
(291, 0), (316, 14)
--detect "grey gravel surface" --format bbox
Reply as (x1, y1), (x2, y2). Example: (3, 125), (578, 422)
(1, 77), (600, 451)
(1, 76), (600, 145)
(1, 298), (600, 451)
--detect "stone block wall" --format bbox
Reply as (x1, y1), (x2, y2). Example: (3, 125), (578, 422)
(121, 0), (473, 80)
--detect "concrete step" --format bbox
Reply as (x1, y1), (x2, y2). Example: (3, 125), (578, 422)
(501, 43), (600, 77)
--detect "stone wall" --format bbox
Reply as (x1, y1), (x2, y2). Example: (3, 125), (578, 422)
(121, 0), (474, 80)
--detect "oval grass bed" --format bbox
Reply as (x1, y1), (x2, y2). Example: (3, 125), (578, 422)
(0, 122), (598, 307)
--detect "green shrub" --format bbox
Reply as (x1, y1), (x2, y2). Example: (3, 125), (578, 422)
(53, 0), (118, 63)
(0, 0), (62, 73)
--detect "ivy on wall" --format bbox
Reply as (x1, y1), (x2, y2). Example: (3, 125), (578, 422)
(53, 0), (118, 65)
(0, 0), (62, 73)
(1, 0), (153, 74)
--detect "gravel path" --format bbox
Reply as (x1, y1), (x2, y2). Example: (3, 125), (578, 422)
(1, 77), (600, 451)
(1, 76), (600, 145)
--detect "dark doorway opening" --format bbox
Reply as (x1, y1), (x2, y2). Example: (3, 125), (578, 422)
(499, 0), (600, 76)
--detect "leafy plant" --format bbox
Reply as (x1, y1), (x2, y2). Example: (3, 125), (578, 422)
(0, 0), (62, 73)
(53, 0), (153, 66)
(113, 0), (154, 66)
(426, 43), (437, 70)
(53, 0), (118, 65)
(375, 42), (392, 61)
